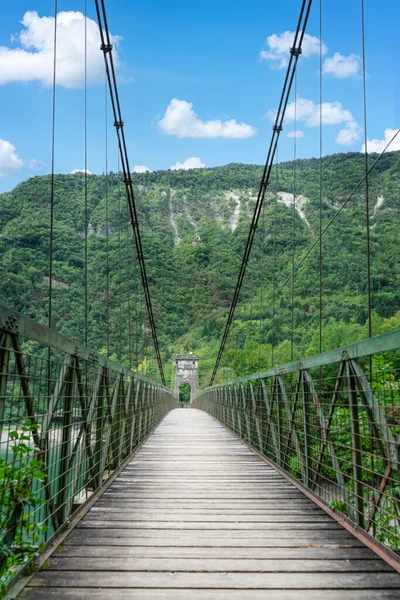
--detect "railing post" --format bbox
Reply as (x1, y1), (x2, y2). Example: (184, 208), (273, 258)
(346, 360), (365, 529)
(275, 376), (284, 468)
(301, 371), (313, 488)
(55, 356), (76, 527)
(0, 332), (11, 441)
(130, 379), (141, 452)
(93, 366), (106, 488)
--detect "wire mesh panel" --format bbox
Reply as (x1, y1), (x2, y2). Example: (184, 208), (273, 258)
(0, 303), (177, 581)
(193, 330), (400, 557)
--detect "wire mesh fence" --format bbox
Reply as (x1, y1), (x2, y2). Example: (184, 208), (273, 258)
(0, 302), (177, 583)
(193, 330), (400, 557)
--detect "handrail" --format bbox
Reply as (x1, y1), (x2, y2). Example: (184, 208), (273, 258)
(201, 328), (400, 391)
(0, 303), (170, 389)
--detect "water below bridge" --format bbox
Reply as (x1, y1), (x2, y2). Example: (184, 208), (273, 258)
(20, 409), (400, 599)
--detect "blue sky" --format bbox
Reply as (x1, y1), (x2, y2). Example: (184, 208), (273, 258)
(0, 0), (399, 192)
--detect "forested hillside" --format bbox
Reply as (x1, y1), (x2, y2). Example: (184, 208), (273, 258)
(1, 151), (399, 386)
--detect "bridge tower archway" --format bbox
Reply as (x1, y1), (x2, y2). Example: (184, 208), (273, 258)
(173, 353), (199, 402)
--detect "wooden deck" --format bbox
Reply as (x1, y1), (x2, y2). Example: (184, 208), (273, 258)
(21, 409), (400, 599)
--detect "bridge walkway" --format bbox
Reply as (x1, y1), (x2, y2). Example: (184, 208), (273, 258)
(20, 409), (400, 599)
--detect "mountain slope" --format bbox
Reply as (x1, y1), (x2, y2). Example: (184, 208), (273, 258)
(1, 151), (399, 385)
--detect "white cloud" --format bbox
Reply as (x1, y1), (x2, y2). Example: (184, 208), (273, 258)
(260, 31), (327, 69)
(287, 130), (305, 139)
(361, 128), (400, 153)
(323, 52), (361, 79)
(266, 97), (361, 146)
(170, 157), (206, 171)
(336, 121), (362, 146)
(28, 158), (46, 170)
(284, 98), (353, 127)
(0, 11), (121, 88)
(133, 165), (152, 173)
(70, 168), (92, 174)
(0, 139), (23, 176)
(158, 99), (256, 139)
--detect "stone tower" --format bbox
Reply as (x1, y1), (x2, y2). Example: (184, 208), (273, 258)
(173, 353), (199, 401)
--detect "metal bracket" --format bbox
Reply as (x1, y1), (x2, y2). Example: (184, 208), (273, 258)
(342, 350), (350, 361)
(273, 124), (283, 133)
(290, 46), (302, 57)
(114, 120), (124, 129)
(100, 43), (113, 53)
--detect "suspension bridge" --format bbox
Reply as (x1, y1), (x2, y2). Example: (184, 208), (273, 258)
(1, 0), (400, 598)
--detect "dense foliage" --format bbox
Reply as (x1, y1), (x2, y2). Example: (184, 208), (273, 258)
(1, 150), (399, 387)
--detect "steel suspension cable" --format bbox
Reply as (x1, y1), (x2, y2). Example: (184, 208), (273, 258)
(361, 0), (372, 340)
(48, 0), (58, 333)
(290, 73), (297, 362)
(105, 73), (110, 357)
(84, 0), (88, 347)
(210, 0), (313, 385)
(95, 0), (166, 385)
(235, 319), (239, 376)
(126, 197), (133, 369)
(135, 276), (139, 370)
(47, 0), (58, 405)
(361, 0), (375, 508)
(319, 0), (323, 355)
(117, 153), (123, 361)
(271, 147), (279, 369)
(258, 193), (265, 372)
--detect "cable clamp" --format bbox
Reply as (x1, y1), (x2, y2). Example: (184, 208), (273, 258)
(114, 120), (124, 129)
(100, 43), (113, 53)
(273, 125), (283, 133)
(290, 46), (302, 57)
(123, 177), (132, 185)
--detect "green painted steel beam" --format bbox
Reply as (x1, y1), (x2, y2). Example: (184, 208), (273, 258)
(0, 302), (172, 393)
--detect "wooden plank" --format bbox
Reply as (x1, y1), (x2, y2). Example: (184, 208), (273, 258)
(87, 512), (332, 522)
(64, 535), (366, 548)
(71, 527), (353, 538)
(95, 498), (319, 506)
(27, 571), (400, 589)
(77, 521), (344, 530)
(93, 507), (327, 514)
(20, 589), (400, 600)
(54, 546), (379, 560)
(45, 557), (393, 572)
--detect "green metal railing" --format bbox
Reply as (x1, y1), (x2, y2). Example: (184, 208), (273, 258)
(0, 302), (177, 581)
(193, 331), (400, 559)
